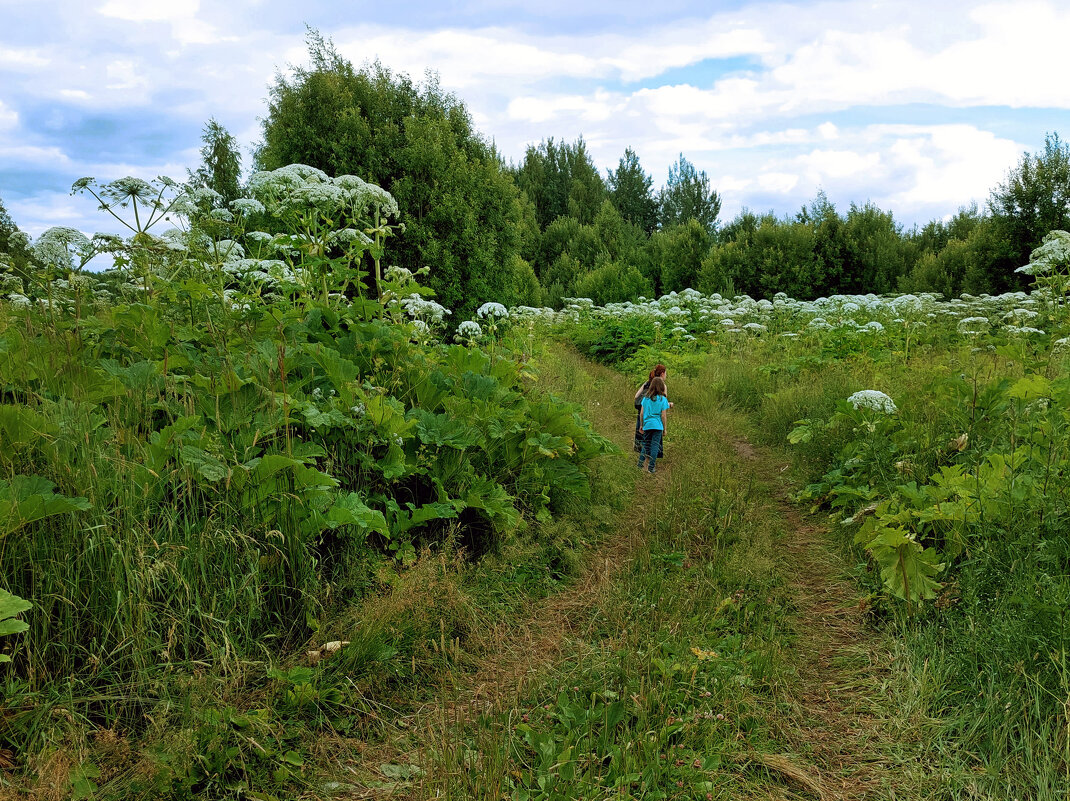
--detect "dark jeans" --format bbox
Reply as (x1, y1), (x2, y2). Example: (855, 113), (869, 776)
(638, 429), (663, 472)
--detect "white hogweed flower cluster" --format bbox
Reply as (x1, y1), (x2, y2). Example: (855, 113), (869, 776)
(457, 320), (483, 339)
(847, 390), (897, 414)
(399, 293), (451, 324)
(476, 302), (509, 319)
(31, 227), (93, 271)
(1017, 230), (1070, 275)
(247, 164), (399, 221)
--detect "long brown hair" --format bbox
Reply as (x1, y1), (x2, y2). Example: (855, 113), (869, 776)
(649, 364), (667, 380)
(645, 375), (667, 399)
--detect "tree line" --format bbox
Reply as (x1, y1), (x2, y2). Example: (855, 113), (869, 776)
(4, 32), (1069, 317)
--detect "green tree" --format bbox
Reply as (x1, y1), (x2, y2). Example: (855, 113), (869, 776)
(512, 137), (606, 229)
(840, 202), (911, 294)
(607, 147), (658, 234)
(659, 154), (721, 233)
(256, 32), (530, 318)
(0, 193), (32, 284)
(988, 132), (1070, 289)
(700, 212), (821, 298)
(573, 262), (652, 305)
(648, 219), (712, 293)
(189, 119), (243, 206)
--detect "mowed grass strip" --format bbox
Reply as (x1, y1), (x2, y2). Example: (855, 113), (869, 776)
(417, 353), (815, 800)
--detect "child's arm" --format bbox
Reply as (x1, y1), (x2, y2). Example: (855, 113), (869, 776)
(660, 408), (667, 430)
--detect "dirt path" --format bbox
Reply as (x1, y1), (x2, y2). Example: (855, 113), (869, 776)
(731, 438), (893, 801)
(423, 358), (654, 724)
(358, 356), (895, 800)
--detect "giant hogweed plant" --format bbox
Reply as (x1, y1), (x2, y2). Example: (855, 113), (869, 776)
(0, 166), (613, 753)
(792, 374), (1070, 606)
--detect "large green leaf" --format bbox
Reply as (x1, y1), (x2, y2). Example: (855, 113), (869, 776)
(0, 475), (91, 536)
(0, 588), (31, 661)
(325, 493), (388, 535)
(864, 526), (944, 602)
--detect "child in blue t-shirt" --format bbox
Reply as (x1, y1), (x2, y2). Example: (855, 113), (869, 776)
(637, 376), (670, 474)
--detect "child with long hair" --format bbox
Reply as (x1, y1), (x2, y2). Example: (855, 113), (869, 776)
(637, 375), (669, 474)
(633, 364), (672, 455)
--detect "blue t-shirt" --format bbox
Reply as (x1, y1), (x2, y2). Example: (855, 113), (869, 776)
(640, 394), (669, 431)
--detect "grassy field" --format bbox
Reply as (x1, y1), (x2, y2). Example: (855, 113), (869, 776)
(309, 345), (918, 800)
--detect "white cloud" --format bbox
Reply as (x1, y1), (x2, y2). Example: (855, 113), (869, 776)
(757, 171), (799, 194)
(0, 46), (49, 69)
(0, 144), (71, 166)
(879, 124), (1021, 209)
(105, 59), (149, 91)
(98, 0), (222, 45)
(0, 99), (17, 129)
(795, 148), (882, 182)
(97, 0), (201, 22)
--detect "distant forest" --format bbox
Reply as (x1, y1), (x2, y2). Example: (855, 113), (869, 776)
(4, 32), (1068, 318)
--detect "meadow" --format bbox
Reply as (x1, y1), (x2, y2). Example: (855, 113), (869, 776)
(546, 272), (1070, 797)
(2, 166), (1070, 799)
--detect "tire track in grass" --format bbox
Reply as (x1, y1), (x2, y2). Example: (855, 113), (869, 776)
(349, 352), (673, 797)
(730, 436), (896, 800)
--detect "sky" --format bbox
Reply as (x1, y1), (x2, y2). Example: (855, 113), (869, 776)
(3, 0), (1070, 243)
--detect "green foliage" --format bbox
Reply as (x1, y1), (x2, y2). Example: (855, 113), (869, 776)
(188, 118), (242, 206)
(854, 526), (944, 603)
(0, 588), (31, 663)
(989, 132), (1070, 289)
(650, 219), (712, 293)
(572, 262), (652, 306)
(607, 147), (658, 235)
(513, 136), (606, 229)
(255, 32), (530, 318)
(0, 168), (613, 797)
(659, 153), (721, 233)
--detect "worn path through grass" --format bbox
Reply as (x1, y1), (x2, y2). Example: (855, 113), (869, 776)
(347, 351), (905, 800)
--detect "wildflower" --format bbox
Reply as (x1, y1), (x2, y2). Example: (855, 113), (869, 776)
(457, 320), (483, 340)
(847, 390), (897, 414)
(31, 226), (93, 271)
(957, 316), (989, 334)
(230, 197), (265, 216)
(476, 301), (509, 319)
